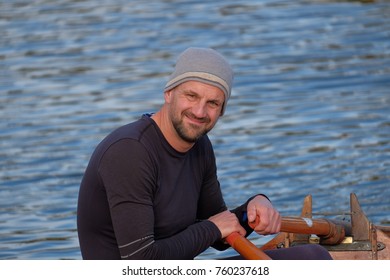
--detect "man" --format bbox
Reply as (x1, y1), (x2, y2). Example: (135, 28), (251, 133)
(77, 47), (331, 260)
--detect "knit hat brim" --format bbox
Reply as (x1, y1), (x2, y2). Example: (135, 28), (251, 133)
(164, 48), (233, 115)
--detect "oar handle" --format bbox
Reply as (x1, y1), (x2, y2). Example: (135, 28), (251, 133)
(225, 232), (272, 260)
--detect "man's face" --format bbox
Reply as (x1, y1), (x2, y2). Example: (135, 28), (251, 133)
(165, 81), (225, 143)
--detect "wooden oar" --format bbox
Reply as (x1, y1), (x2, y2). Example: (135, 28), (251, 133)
(279, 217), (345, 244)
(250, 216), (346, 245)
(225, 232), (272, 260)
(226, 215), (345, 260)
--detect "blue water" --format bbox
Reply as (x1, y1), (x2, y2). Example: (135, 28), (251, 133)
(0, 0), (389, 259)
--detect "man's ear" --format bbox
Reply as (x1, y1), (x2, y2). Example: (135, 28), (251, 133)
(164, 89), (173, 103)
(219, 102), (225, 116)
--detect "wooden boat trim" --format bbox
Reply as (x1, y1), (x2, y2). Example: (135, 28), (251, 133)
(260, 193), (390, 260)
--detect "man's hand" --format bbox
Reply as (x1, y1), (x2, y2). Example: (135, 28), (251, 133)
(247, 195), (281, 235)
(208, 210), (246, 239)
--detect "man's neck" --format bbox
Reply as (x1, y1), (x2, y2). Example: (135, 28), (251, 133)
(151, 110), (194, 153)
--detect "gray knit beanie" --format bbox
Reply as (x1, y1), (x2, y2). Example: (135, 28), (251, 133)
(164, 47), (234, 115)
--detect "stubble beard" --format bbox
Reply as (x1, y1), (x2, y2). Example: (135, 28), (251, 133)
(171, 111), (212, 143)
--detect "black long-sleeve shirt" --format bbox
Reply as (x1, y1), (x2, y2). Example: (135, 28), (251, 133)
(77, 114), (254, 259)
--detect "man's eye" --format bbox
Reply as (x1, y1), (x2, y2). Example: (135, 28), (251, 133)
(187, 94), (196, 99)
(209, 101), (220, 107)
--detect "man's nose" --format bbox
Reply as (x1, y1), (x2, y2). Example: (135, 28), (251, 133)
(191, 101), (207, 118)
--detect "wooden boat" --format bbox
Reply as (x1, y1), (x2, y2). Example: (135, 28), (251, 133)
(259, 193), (390, 260)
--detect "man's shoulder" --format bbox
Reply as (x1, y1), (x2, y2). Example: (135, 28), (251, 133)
(93, 115), (154, 152)
(109, 114), (154, 141)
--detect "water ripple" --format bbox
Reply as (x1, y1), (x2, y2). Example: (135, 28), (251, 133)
(1, 0), (389, 259)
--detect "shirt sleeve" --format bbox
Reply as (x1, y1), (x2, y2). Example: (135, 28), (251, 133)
(192, 137), (272, 250)
(98, 139), (222, 259)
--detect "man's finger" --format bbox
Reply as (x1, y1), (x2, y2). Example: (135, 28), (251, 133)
(246, 205), (257, 223)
